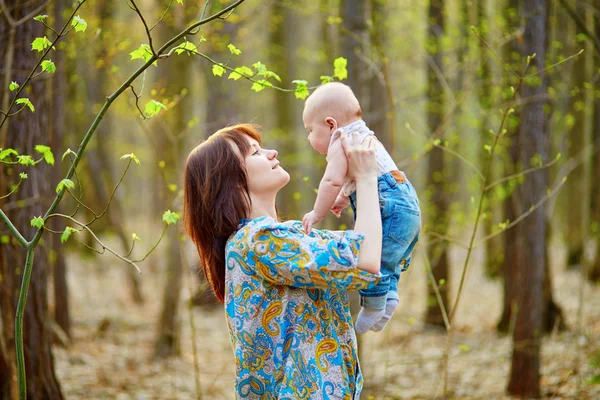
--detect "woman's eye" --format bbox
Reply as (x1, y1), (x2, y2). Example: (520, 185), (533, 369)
(253, 150), (259, 155)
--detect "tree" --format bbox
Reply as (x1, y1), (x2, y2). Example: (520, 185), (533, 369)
(591, 2), (600, 282)
(424, 0), (450, 327)
(506, 0), (548, 395)
(0, 1), (64, 397)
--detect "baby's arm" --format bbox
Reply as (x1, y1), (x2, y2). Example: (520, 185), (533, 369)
(314, 139), (348, 218)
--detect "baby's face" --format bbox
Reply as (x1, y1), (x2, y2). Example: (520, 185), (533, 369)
(303, 108), (333, 155)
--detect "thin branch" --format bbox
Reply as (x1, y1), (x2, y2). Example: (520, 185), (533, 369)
(46, 213), (141, 273)
(558, 0), (600, 56)
(128, 0), (155, 53)
(131, 224), (168, 263)
(14, 1), (52, 27)
(0, 208), (28, 246)
(150, 0), (174, 31)
(0, 177), (25, 199)
(484, 154), (561, 191)
(423, 251), (450, 330)
(130, 85), (146, 119)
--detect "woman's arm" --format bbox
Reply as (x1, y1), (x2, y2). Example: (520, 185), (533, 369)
(341, 133), (382, 274)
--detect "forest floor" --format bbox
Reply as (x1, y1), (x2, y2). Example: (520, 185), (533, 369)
(53, 236), (600, 400)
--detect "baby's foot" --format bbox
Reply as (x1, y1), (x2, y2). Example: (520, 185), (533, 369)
(370, 298), (399, 332)
(355, 307), (385, 334)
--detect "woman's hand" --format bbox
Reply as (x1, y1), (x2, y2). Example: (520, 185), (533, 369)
(340, 132), (378, 181)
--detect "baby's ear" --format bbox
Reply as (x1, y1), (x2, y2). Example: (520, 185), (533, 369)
(325, 117), (337, 130)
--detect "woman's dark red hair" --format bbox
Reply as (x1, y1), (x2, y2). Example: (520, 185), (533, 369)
(183, 124), (262, 302)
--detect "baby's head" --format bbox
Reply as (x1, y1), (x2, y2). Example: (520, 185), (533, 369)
(302, 82), (362, 154)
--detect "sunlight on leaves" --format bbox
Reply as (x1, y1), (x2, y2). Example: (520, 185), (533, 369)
(30, 217), (44, 228)
(162, 210), (181, 225)
(72, 16), (88, 33)
(56, 178), (75, 193)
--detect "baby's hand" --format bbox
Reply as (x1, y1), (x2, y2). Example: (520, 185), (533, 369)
(331, 195), (350, 218)
(302, 210), (323, 234)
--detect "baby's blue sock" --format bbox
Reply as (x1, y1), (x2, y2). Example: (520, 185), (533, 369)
(370, 298), (399, 332)
(355, 306), (386, 334)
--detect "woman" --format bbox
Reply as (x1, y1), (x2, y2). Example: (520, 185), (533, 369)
(183, 123), (382, 399)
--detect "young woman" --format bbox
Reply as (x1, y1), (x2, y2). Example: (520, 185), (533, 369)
(183, 123), (382, 399)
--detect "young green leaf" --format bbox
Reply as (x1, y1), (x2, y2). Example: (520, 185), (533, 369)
(174, 40), (198, 55)
(144, 100), (167, 118)
(17, 155), (34, 166)
(120, 153), (141, 165)
(35, 144), (55, 165)
(33, 15), (48, 22)
(320, 75), (334, 84)
(61, 227), (78, 243)
(176, 0), (183, 4)
(71, 15), (87, 33)
(333, 57), (348, 80)
(41, 60), (56, 74)
(250, 80), (273, 92)
(483, 144), (492, 154)
(9, 81), (19, 91)
(212, 64), (226, 77)
(16, 98), (35, 112)
(56, 178), (75, 193)
(0, 235), (9, 244)
(129, 44), (157, 66)
(0, 148), (18, 160)
(162, 210), (181, 225)
(292, 80), (309, 100)
(228, 66), (254, 81)
(30, 217), (44, 228)
(19, 172), (28, 180)
(31, 36), (52, 52)
(132, 233), (142, 242)
(227, 43), (242, 55)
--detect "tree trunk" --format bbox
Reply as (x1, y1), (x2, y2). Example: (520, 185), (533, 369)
(0, 1), (64, 398)
(506, 1), (548, 396)
(564, 1), (589, 269)
(49, 0), (71, 339)
(153, 3), (187, 358)
(341, 0), (369, 102)
(424, 0), (449, 327)
(588, 3), (600, 282)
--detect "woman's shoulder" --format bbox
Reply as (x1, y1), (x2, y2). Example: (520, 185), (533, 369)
(227, 216), (302, 245)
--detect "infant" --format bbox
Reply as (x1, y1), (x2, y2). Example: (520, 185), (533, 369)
(301, 82), (421, 333)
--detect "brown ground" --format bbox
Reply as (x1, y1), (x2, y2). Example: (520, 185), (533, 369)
(53, 238), (600, 399)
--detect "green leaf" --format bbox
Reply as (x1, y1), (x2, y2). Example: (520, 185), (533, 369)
(0, 148), (18, 160)
(16, 98), (35, 113)
(129, 44), (157, 66)
(31, 36), (52, 52)
(33, 15), (48, 22)
(144, 100), (167, 118)
(228, 66), (254, 81)
(252, 62), (281, 82)
(62, 148), (76, 161)
(61, 227), (78, 244)
(41, 60), (56, 74)
(292, 80), (309, 100)
(9, 81), (19, 91)
(320, 75), (334, 84)
(251, 79), (273, 92)
(30, 217), (44, 228)
(162, 210), (181, 225)
(19, 172), (28, 180)
(333, 57), (348, 80)
(174, 40), (197, 55)
(168, 184), (177, 192)
(483, 144), (492, 154)
(459, 344), (470, 352)
(227, 43), (242, 55)
(132, 233), (142, 242)
(212, 64), (226, 77)
(35, 145), (55, 165)
(0, 235), (9, 244)
(71, 15), (87, 33)
(120, 153), (141, 165)
(176, 0), (183, 4)
(56, 178), (75, 193)
(17, 155), (34, 166)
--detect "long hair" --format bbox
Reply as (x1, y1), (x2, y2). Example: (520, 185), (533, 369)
(183, 124), (262, 302)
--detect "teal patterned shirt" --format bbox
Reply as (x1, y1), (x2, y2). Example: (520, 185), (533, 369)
(224, 216), (381, 399)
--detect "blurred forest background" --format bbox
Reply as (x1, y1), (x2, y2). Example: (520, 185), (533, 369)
(1, 0), (600, 398)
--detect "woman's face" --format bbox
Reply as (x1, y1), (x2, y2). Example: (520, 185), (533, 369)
(242, 135), (290, 195)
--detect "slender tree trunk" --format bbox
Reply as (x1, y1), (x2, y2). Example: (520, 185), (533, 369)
(49, 0), (71, 339)
(0, 1), (64, 398)
(424, 0), (449, 327)
(153, 3), (187, 358)
(588, 2), (600, 282)
(564, 1), (589, 269)
(506, 1), (548, 396)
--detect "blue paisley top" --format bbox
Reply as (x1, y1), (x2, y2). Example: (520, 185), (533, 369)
(224, 216), (381, 399)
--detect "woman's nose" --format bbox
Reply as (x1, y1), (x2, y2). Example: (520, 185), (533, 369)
(267, 149), (278, 159)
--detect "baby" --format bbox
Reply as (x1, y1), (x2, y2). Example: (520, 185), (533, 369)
(302, 82), (421, 334)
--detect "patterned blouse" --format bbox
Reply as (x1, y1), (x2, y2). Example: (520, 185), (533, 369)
(224, 216), (381, 399)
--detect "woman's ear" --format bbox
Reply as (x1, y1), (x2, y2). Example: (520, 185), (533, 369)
(325, 117), (338, 131)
